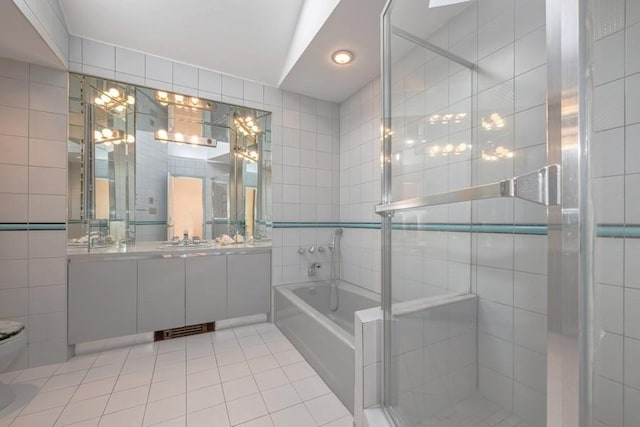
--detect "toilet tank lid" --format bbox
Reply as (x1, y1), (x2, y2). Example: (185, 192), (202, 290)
(0, 321), (24, 342)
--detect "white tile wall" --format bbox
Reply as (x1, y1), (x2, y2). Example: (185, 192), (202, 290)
(592, 0), (640, 425)
(0, 58), (68, 370)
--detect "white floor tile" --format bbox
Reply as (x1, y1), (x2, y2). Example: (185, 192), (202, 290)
(186, 384), (224, 413)
(148, 377), (186, 402)
(219, 362), (252, 382)
(153, 363), (186, 383)
(55, 395), (109, 426)
(236, 415), (274, 427)
(247, 355), (279, 374)
(113, 371), (152, 393)
(186, 403), (229, 427)
(21, 385), (76, 415)
(226, 393), (268, 426)
(149, 416), (186, 427)
(281, 361), (316, 382)
(67, 416), (100, 426)
(186, 356), (216, 375)
(1, 324), (348, 427)
(83, 364), (121, 384)
(270, 403), (317, 427)
(41, 371), (86, 393)
(253, 368), (290, 392)
(291, 376), (331, 402)
(321, 415), (353, 427)
(71, 377), (117, 403)
(143, 394), (185, 426)
(272, 350), (303, 367)
(14, 364), (61, 382)
(216, 349), (246, 367)
(10, 406), (64, 427)
(98, 405), (145, 427)
(104, 385), (149, 414)
(241, 344), (271, 360)
(223, 376), (259, 402)
(261, 384), (301, 413)
(305, 394), (350, 426)
(186, 368), (220, 392)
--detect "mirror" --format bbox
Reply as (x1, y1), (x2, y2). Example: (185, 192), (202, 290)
(67, 74), (272, 250)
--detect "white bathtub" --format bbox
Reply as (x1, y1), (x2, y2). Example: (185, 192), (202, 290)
(274, 281), (379, 413)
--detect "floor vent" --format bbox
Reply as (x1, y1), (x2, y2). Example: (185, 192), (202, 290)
(154, 322), (215, 341)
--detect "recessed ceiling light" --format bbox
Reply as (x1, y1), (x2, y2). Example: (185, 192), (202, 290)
(331, 50), (354, 65)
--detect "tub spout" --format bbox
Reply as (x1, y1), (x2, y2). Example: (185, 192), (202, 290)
(308, 262), (321, 276)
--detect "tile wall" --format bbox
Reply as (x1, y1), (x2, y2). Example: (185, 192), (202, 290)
(592, 0), (640, 425)
(0, 58), (69, 369)
(338, 79), (382, 294)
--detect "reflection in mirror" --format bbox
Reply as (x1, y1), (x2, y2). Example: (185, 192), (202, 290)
(67, 74), (272, 251)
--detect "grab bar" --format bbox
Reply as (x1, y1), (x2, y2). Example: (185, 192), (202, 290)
(375, 164), (560, 215)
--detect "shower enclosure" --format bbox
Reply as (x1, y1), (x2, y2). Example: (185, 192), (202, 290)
(377, 0), (634, 426)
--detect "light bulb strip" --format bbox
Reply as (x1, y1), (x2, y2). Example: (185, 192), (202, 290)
(154, 129), (217, 148)
(93, 87), (134, 112)
(155, 91), (213, 111)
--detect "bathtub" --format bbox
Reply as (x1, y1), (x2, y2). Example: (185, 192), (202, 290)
(274, 281), (379, 413)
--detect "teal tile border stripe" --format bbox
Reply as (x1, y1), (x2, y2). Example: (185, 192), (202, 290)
(273, 222), (640, 238)
(0, 223), (66, 231)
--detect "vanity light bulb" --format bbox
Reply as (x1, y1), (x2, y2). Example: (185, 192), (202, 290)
(174, 95), (184, 104)
(113, 139), (121, 145)
(127, 95), (135, 105)
(190, 97), (199, 105)
(191, 135), (199, 143)
(94, 130), (102, 141)
(126, 134), (135, 143)
(101, 128), (113, 138)
(252, 125), (259, 132)
(174, 132), (184, 141)
(100, 94), (110, 104)
(157, 129), (168, 140)
(157, 91), (168, 100)
(94, 97), (105, 106)
(115, 105), (125, 112)
(108, 88), (120, 98)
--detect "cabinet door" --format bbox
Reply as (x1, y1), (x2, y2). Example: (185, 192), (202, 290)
(227, 252), (271, 318)
(137, 258), (185, 332)
(186, 255), (227, 324)
(68, 260), (137, 344)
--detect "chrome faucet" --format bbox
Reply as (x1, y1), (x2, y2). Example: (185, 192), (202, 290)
(308, 262), (321, 276)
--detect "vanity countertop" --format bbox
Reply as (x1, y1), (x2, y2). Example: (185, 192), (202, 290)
(67, 240), (271, 261)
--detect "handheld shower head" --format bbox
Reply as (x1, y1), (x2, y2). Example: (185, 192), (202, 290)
(330, 228), (343, 249)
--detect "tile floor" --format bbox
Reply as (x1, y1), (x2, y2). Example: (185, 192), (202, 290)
(419, 394), (527, 427)
(0, 323), (352, 427)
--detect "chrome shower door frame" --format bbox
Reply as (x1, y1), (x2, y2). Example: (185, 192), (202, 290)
(546, 0), (593, 426)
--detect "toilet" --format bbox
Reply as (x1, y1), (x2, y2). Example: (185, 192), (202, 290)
(0, 321), (26, 410)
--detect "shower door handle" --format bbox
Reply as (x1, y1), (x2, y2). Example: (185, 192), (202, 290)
(375, 164), (560, 215)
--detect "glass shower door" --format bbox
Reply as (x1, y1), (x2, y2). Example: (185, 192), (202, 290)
(379, 0), (576, 426)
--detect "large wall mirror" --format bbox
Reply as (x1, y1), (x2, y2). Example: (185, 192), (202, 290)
(68, 74), (272, 250)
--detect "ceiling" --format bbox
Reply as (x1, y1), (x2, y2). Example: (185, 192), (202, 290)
(59, 0), (387, 103)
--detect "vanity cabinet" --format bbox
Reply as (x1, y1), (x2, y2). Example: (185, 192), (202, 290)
(68, 249), (271, 344)
(227, 252), (271, 318)
(68, 259), (137, 344)
(137, 257), (185, 332)
(186, 255), (227, 324)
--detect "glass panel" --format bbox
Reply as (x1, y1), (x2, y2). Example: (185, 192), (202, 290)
(590, 0), (638, 425)
(383, 1), (548, 426)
